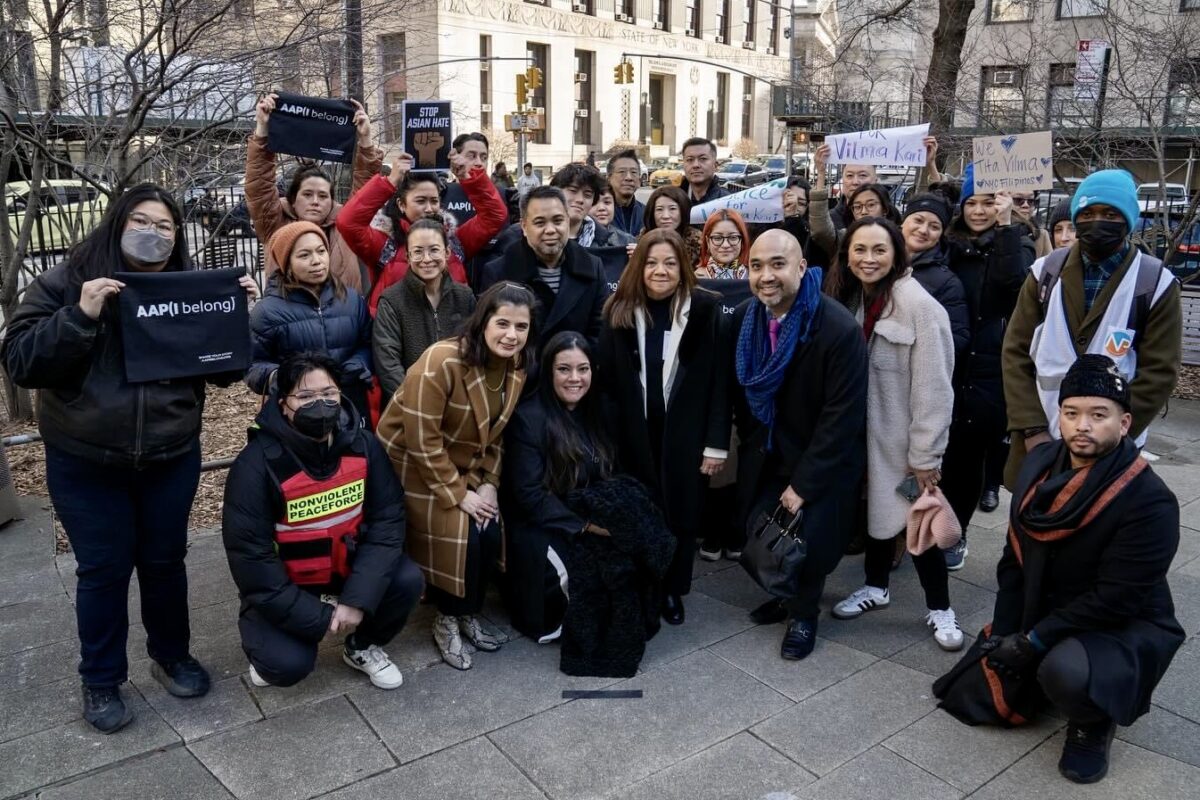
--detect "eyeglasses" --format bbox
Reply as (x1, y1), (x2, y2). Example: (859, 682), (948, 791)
(709, 234), (742, 246)
(127, 213), (176, 238)
(409, 246), (445, 262)
(1011, 197), (1035, 207)
(612, 168), (640, 178)
(290, 388), (341, 404)
(851, 201), (882, 215)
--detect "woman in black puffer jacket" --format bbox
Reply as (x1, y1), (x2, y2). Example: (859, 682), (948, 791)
(247, 221), (372, 418)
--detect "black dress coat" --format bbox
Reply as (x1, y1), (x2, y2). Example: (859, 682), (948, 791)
(993, 441), (1184, 725)
(730, 295), (868, 540)
(597, 288), (732, 537)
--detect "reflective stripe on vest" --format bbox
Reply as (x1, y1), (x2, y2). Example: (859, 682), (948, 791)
(274, 455), (368, 586)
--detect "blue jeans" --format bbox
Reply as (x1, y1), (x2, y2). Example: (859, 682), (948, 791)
(45, 441), (201, 687)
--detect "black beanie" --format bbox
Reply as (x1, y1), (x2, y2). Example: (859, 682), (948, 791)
(1048, 198), (1072, 232)
(1059, 354), (1131, 410)
(903, 193), (952, 230)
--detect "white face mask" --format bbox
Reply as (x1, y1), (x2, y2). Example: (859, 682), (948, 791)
(121, 229), (174, 265)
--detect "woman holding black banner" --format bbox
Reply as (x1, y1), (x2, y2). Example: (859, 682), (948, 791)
(2, 185), (259, 734)
(247, 93), (383, 293)
(246, 221), (373, 419)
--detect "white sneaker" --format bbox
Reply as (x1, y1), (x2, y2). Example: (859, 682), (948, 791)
(926, 608), (964, 651)
(832, 586), (890, 620)
(698, 546), (721, 562)
(343, 642), (404, 689)
(247, 663), (270, 688)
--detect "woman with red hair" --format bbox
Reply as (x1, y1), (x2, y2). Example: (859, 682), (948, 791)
(695, 209), (750, 280)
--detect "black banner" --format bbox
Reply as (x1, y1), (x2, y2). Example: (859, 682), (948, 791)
(402, 100), (453, 171)
(267, 92), (357, 164)
(697, 278), (753, 316)
(588, 245), (631, 295)
(116, 268), (250, 383)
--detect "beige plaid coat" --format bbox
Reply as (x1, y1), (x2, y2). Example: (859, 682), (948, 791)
(377, 339), (525, 597)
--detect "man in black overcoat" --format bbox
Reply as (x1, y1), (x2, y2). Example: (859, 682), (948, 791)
(731, 229), (868, 660)
(983, 354), (1183, 784)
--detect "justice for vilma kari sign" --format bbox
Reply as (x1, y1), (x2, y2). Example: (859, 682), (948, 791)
(402, 100), (453, 171)
(824, 123), (930, 168)
(115, 267), (250, 383)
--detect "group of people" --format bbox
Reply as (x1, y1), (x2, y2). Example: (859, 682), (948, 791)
(3, 102), (1186, 787)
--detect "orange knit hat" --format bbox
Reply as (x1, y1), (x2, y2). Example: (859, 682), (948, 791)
(268, 221), (328, 273)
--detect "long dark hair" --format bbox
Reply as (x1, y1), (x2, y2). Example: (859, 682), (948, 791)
(642, 185), (691, 239)
(384, 172), (445, 249)
(64, 183), (190, 285)
(537, 331), (614, 494)
(846, 184), (901, 225)
(604, 228), (698, 330)
(459, 281), (539, 368)
(825, 217), (909, 315)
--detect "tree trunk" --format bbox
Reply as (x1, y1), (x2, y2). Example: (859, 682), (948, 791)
(920, 0), (977, 154)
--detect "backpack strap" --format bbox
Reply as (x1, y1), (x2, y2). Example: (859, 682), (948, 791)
(1126, 254), (1167, 345)
(1036, 248), (1071, 320)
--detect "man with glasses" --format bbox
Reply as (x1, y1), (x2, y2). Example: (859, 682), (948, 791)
(681, 137), (728, 207)
(607, 149), (645, 236)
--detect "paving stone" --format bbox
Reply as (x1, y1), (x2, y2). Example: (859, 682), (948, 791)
(0, 638), (79, 693)
(939, 526), (1006, 592)
(708, 623), (877, 702)
(131, 666), (262, 742)
(882, 708), (1062, 793)
(801, 745), (961, 800)
(887, 605), (994, 679)
(1181, 498), (1200, 531)
(691, 554), (742, 579)
(319, 737), (545, 800)
(491, 650), (792, 800)
(1171, 526), (1200, 573)
(0, 686), (180, 799)
(691, 562), (776, 612)
(351, 636), (617, 765)
(0, 675), (83, 744)
(39, 746), (234, 800)
(1118, 704), (1200, 768)
(639, 591), (755, 671)
(1163, 571), (1200, 641)
(751, 659), (937, 777)
(1151, 404), (1200, 443)
(0, 594), (77, 658)
(0, 560), (65, 608)
(186, 557), (240, 610)
(969, 734), (1200, 799)
(0, 500), (54, 563)
(617, 732), (816, 800)
(186, 531), (229, 566)
(190, 696), (394, 800)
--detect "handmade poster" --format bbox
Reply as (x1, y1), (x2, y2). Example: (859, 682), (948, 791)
(402, 100), (453, 171)
(824, 123), (929, 168)
(115, 267), (250, 383)
(266, 92), (357, 164)
(691, 180), (787, 225)
(972, 131), (1054, 193)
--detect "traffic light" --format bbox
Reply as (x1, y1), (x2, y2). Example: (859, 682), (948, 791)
(613, 60), (634, 84)
(622, 61), (634, 84)
(526, 67), (543, 91)
(516, 74), (528, 107)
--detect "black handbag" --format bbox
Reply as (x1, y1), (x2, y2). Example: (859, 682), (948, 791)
(739, 504), (807, 598)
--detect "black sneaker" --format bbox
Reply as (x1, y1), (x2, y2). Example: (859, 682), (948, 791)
(750, 598), (789, 625)
(81, 684), (134, 734)
(979, 487), (1000, 513)
(780, 617), (819, 661)
(151, 656), (211, 698)
(1059, 719), (1116, 784)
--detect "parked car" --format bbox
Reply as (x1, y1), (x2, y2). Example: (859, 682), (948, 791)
(649, 158), (684, 187)
(4, 179), (109, 254)
(715, 161), (770, 190)
(1131, 207), (1200, 281)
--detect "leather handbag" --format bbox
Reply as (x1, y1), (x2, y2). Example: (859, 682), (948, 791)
(739, 504), (807, 598)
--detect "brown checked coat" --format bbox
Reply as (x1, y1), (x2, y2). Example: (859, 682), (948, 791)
(376, 340), (525, 597)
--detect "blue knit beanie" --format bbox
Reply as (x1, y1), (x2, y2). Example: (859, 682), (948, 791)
(1071, 170), (1139, 231)
(959, 162), (975, 207)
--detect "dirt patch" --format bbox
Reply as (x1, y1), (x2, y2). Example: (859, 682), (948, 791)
(3, 384), (261, 551)
(1176, 364), (1200, 401)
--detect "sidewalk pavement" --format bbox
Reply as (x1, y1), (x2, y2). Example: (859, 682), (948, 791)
(2, 400), (1200, 799)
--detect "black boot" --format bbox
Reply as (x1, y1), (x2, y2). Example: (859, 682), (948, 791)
(151, 655), (211, 698)
(1059, 719), (1116, 784)
(662, 594), (685, 625)
(979, 487), (1000, 513)
(81, 684), (134, 734)
(780, 617), (819, 660)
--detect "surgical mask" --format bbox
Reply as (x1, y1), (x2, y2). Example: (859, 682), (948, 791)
(1074, 220), (1127, 260)
(121, 228), (174, 265)
(291, 399), (340, 439)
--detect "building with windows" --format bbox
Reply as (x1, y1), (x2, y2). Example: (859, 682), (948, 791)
(366, 0), (803, 167)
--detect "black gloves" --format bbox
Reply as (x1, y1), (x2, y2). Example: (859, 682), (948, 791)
(986, 632), (1043, 677)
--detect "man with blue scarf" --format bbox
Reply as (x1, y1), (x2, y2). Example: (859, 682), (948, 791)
(732, 230), (868, 660)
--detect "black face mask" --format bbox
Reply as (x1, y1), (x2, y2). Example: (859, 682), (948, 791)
(291, 399), (340, 439)
(1075, 220), (1127, 260)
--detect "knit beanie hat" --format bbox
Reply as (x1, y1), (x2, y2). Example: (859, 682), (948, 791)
(903, 193), (952, 230)
(268, 221), (328, 273)
(1071, 169), (1139, 232)
(959, 162), (976, 207)
(905, 487), (962, 555)
(1059, 354), (1131, 410)
(1048, 198), (1073, 231)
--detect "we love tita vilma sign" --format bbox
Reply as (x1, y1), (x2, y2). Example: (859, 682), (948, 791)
(972, 131), (1054, 192)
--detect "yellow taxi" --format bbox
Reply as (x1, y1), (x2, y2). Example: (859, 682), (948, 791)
(649, 158), (684, 188)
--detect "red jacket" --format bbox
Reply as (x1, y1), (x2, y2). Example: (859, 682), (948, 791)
(337, 169), (507, 313)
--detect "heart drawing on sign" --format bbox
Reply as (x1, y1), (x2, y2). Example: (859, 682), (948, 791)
(1000, 136), (1018, 152)
(1041, 157), (1053, 167)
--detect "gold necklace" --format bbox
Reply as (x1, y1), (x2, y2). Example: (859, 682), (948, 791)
(484, 363), (508, 392)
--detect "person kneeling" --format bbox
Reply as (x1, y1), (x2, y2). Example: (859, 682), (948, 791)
(934, 354), (1184, 784)
(222, 352), (424, 690)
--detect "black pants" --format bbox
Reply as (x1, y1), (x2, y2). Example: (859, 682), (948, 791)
(1038, 637), (1109, 724)
(864, 535), (950, 611)
(752, 477), (851, 621)
(983, 434), (1008, 492)
(239, 555), (424, 687)
(426, 518), (501, 616)
(940, 417), (1004, 534)
(664, 534), (696, 596)
(701, 484), (742, 552)
(45, 441), (201, 688)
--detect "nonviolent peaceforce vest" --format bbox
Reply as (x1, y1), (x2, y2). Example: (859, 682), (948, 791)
(1029, 248), (1175, 447)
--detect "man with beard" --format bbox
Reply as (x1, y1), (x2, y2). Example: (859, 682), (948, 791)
(1002, 169), (1181, 486)
(966, 354), (1183, 784)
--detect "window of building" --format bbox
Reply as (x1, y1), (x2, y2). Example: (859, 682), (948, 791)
(742, 0), (756, 45)
(716, 72), (729, 143)
(1047, 63), (1092, 127)
(1167, 59), (1200, 125)
(716, 0), (731, 43)
(980, 65), (1026, 131)
(574, 50), (593, 146)
(655, 0), (670, 30)
(1057, 0), (1106, 16)
(0, 29), (40, 110)
(741, 76), (754, 138)
(766, 1), (779, 53)
(480, 35), (492, 130)
(384, 91), (407, 142)
(617, 0), (635, 21)
(380, 33), (405, 76)
(278, 45), (302, 93)
(528, 42), (549, 144)
(685, 0), (701, 36)
(1181, 0), (1200, 10)
(987, 0), (1033, 22)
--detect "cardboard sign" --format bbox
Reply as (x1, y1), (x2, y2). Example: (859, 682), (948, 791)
(266, 92), (357, 164)
(825, 123), (929, 168)
(116, 268), (250, 383)
(402, 100), (452, 171)
(971, 131), (1054, 193)
(690, 180), (787, 225)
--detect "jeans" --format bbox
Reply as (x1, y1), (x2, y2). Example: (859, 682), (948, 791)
(45, 441), (201, 687)
(426, 518), (501, 616)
